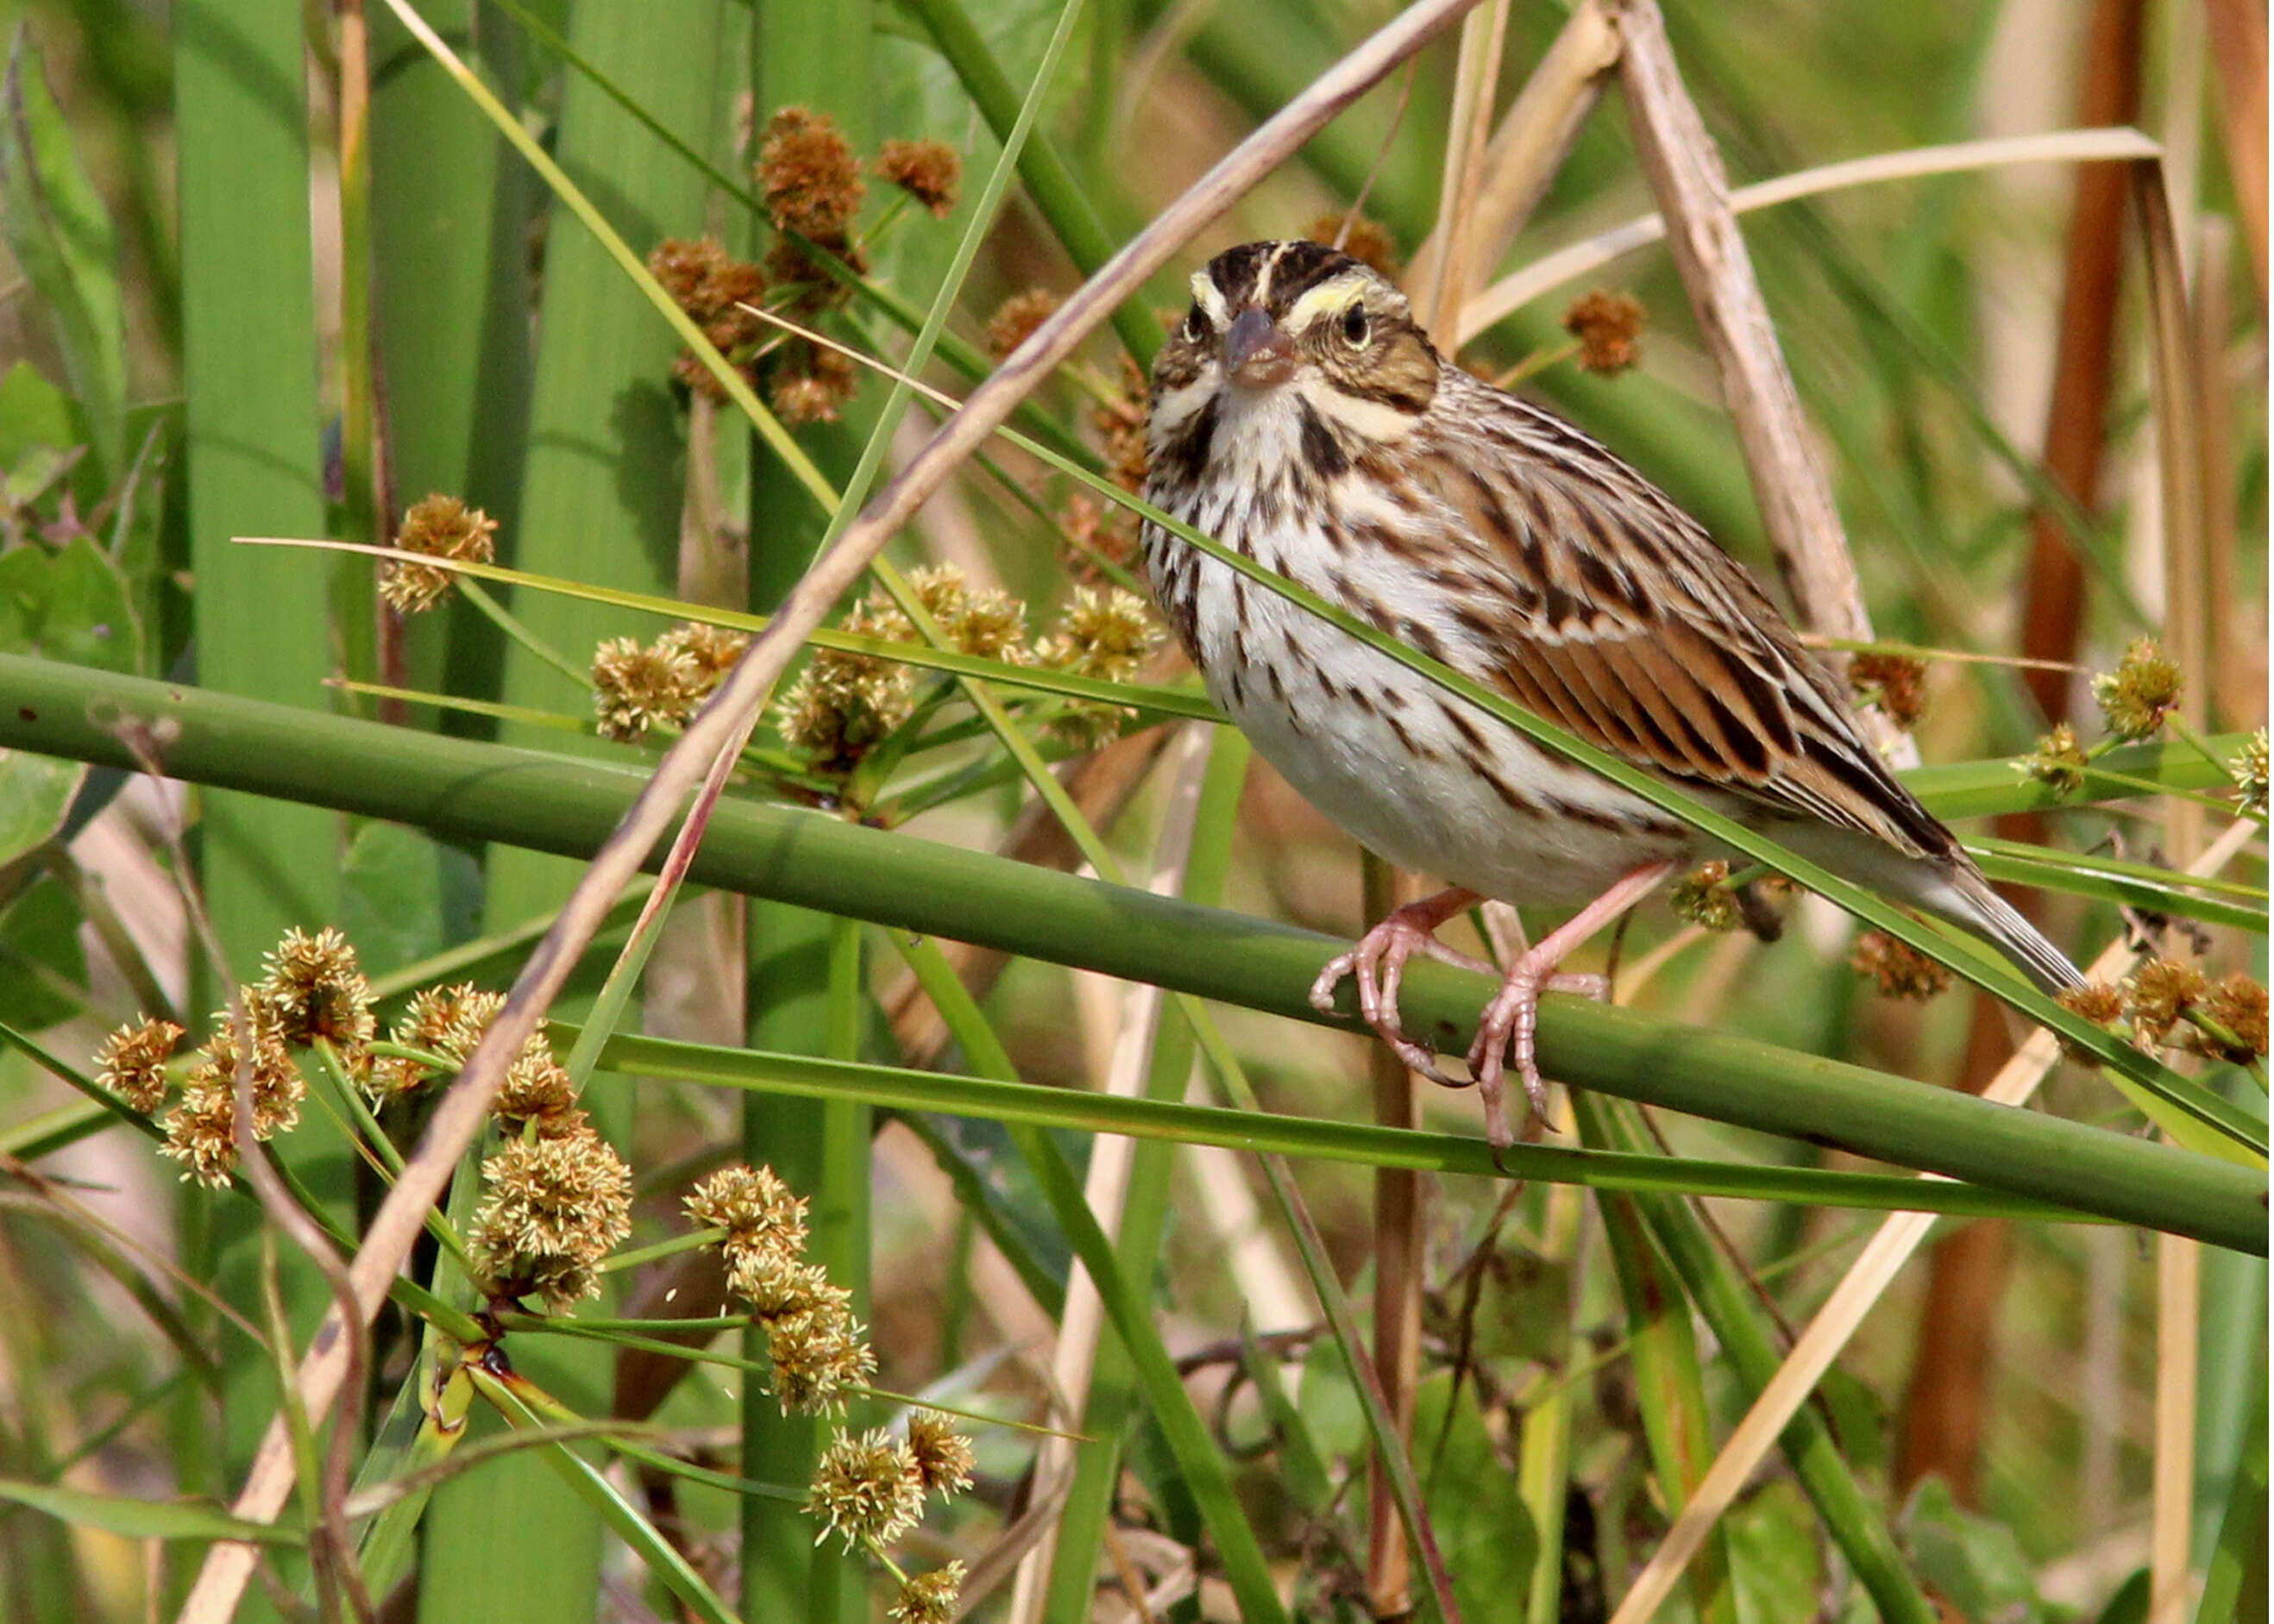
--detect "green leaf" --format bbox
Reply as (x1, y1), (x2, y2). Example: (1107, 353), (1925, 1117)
(0, 359), (80, 472)
(0, 28), (126, 484)
(1727, 1480), (1823, 1624)
(0, 749), (82, 868)
(0, 873), (85, 1028)
(341, 819), (481, 979)
(1413, 1370), (1537, 1624)
(0, 535), (142, 672)
(1900, 1477), (2046, 1624)
(0, 1477), (302, 1544)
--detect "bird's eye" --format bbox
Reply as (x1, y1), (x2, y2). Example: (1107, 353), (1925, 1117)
(1184, 303), (1208, 342)
(1341, 304), (1370, 346)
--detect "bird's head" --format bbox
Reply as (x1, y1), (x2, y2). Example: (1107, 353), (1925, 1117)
(1146, 240), (1442, 477)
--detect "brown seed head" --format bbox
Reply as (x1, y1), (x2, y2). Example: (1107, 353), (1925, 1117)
(159, 1081), (242, 1188)
(2189, 973), (2270, 1063)
(1849, 650), (1929, 729)
(876, 138), (961, 216)
(984, 287), (1059, 360)
(95, 1016), (184, 1113)
(2020, 723), (2090, 797)
(2057, 981), (2126, 1028)
(383, 494), (498, 614)
(1849, 931), (1951, 1001)
(688, 1163), (810, 1259)
(1563, 290), (1646, 376)
(493, 1035), (580, 1132)
(2126, 956), (2208, 1043)
(466, 1128), (633, 1309)
(656, 621), (751, 692)
(770, 342), (861, 427)
(759, 108), (864, 240)
(888, 1563), (966, 1624)
(256, 926), (376, 1051)
(767, 1295), (875, 1414)
(186, 1007), (305, 1140)
(1305, 211), (1401, 279)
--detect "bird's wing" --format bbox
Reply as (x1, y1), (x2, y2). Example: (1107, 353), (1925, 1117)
(1410, 388), (1957, 865)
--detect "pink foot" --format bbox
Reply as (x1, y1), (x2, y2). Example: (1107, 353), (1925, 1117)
(1310, 862), (1682, 1149)
(1308, 887), (1489, 1087)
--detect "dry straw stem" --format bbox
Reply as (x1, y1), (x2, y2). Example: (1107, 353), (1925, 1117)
(174, 2), (1486, 1614)
(1606, 814), (2262, 1624)
(1406, 0), (1620, 317)
(1412, 0), (1512, 343)
(1461, 126), (2164, 337)
(2200, 0), (2267, 298)
(1608, 0), (1894, 753)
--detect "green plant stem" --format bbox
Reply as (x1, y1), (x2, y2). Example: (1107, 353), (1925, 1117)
(4, 658), (2265, 1251)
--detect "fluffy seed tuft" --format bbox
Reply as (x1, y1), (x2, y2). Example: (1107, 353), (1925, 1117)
(382, 495), (498, 614)
(875, 138), (961, 216)
(95, 1017), (184, 1113)
(806, 1427), (924, 1550)
(758, 108), (864, 241)
(1563, 290), (1646, 376)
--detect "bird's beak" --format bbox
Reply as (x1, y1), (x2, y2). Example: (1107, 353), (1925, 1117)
(1223, 307), (1295, 388)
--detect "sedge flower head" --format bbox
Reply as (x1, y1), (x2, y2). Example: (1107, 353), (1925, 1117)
(1306, 211), (1401, 279)
(1850, 931), (1951, 1001)
(382, 495), (497, 614)
(758, 108), (864, 241)
(95, 1016), (184, 1113)
(2020, 723), (2089, 797)
(2092, 637), (2183, 740)
(888, 1563), (967, 1624)
(875, 139), (961, 216)
(806, 1427), (924, 1550)
(1563, 290), (1646, 376)
(984, 287), (1058, 360)
(592, 635), (702, 743)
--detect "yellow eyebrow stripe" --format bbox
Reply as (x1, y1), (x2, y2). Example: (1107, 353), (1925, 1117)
(1285, 271), (1373, 333)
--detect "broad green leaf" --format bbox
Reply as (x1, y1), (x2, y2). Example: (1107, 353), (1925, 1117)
(0, 534), (142, 673)
(0, 359), (79, 472)
(0, 749), (81, 868)
(342, 819), (481, 979)
(0, 873), (85, 1028)
(1728, 1480), (1823, 1624)
(0, 1477), (302, 1544)
(1900, 1477), (2047, 1624)
(1413, 1370), (1537, 1624)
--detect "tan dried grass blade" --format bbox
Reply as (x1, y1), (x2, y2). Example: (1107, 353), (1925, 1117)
(1463, 125), (2165, 339)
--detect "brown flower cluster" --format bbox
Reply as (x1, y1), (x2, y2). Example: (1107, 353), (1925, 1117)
(875, 138), (961, 216)
(1849, 931), (1952, 1001)
(649, 236), (769, 398)
(984, 286), (1058, 361)
(381, 494), (497, 615)
(1305, 211), (1402, 279)
(94, 1017), (183, 1113)
(2064, 960), (2271, 1063)
(1849, 650), (1929, 730)
(367, 981), (505, 1099)
(1033, 586), (1164, 746)
(591, 620), (751, 743)
(2092, 636), (2183, 741)
(1564, 290), (1646, 377)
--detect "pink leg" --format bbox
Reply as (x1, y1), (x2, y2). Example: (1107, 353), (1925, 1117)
(1308, 887), (1493, 1086)
(1468, 860), (1680, 1148)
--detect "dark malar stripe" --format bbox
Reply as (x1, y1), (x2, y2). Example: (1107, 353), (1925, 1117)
(1296, 398), (1350, 480)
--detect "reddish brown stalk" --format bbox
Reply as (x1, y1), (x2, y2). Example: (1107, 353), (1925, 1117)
(2201, 0), (2268, 303)
(1893, 0), (2143, 1508)
(1363, 856), (1425, 1617)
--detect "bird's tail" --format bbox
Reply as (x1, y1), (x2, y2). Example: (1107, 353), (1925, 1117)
(1938, 866), (2085, 994)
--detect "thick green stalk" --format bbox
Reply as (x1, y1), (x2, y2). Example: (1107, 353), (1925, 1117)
(173, 3), (342, 1613)
(421, 1), (728, 1615)
(1, 659), (2264, 1251)
(368, 0), (533, 710)
(743, 5), (873, 1615)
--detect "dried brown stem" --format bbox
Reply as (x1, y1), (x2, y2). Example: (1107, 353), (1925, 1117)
(1608, 0), (1900, 751)
(2201, 0), (2268, 302)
